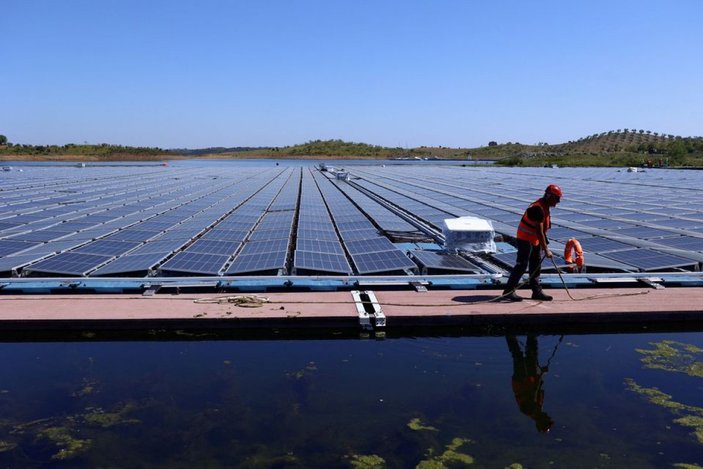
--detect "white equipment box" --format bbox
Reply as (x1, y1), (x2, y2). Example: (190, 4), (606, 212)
(442, 216), (497, 253)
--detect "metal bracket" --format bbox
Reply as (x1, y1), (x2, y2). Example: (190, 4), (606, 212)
(142, 283), (162, 296)
(410, 281), (428, 292)
(638, 277), (665, 289)
(352, 290), (386, 330)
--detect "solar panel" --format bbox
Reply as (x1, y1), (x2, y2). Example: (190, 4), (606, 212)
(25, 252), (112, 276)
(186, 239), (241, 256)
(295, 238), (345, 255)
(104, 229), (163, 242)
(411, 250), (481, 273)
(225, 251), (288, 274)
(0, 253), (47, 273)
(351, 250), (417, 274)
(601, 248), (698, 271)
(344, 237), (396, 255)
(650, 236), (703, 251)
(199, 229), (249, 243)
(297, 228), (339, 241)
(339, 229), (381, 241)
(9, 230), (71, 242)
(160, 251), (229, 275)
(578, 237), (632, 253)
(0, 240), (41, 257)
(237, 239), (289, 256)
(613, 226), (678, 239)
(90, 252), (170, 276)
(72, 240), (141, 256)
(130, 238), (188, 255)
(294, 250), (352, 274)
(248, 228), (291, 241)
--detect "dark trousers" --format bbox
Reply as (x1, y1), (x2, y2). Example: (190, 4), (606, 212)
(504, 238), (542, 293)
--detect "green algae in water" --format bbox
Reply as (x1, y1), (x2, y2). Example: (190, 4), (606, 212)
(673, 464), (703, 469)
(408, 418), (439, 432)
(37, 426), (92, 460)
(0, 441), (17, 453)
(417, 437), (474, 468)
(348, 453), (386, 468)
(635, 340), (703, 378)
(626, 378), (703, 446)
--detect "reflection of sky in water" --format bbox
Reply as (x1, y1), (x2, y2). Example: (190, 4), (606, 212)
(1, 332), (702, 467)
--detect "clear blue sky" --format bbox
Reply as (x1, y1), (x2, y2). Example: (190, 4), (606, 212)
(2, 0), (701, 149)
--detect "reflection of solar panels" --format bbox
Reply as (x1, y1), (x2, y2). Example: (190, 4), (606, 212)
(412, 250), (481, 274)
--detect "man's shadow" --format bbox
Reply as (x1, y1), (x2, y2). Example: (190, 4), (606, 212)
(452, 295), (501, 304)
(506, 334), (554, 433)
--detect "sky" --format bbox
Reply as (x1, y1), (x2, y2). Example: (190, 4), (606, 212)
(2, 0), (701, 149)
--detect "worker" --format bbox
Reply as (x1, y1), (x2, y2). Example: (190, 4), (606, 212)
(502, 184), (562, 301)
(506, 334), (554, 433)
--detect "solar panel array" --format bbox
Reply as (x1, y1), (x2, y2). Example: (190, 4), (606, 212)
(2, 164), (703, 278)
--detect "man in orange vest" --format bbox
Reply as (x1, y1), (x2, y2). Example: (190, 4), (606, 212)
(502, 184), (563, 301)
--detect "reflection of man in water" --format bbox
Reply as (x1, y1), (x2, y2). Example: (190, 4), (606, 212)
(506, 334), (554, 433)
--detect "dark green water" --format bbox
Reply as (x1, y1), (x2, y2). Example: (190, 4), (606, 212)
(1, 332), (703, 468)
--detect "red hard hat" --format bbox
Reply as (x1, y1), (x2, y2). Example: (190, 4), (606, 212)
(545, 184), (563, 198)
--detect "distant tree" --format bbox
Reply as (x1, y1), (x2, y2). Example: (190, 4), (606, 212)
(0, 134), (7, 145)
(488, 141), (498, 147)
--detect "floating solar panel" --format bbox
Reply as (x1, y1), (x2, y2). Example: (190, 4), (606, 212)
(339, 229), (381, 241)
(293, 250), (352, 274)
(25, 252), (112, 276)
(225, 251), (288, 275)
(613, 226), (678, 239)
(186, 239), (241, 256)
(9, 229), (72, 242)
(248, 228), (292, 241)
(90, 252), (170, 276)
(295, 238), (345, 255)
(72, 240), (141, 256)
(297, 228), (339, 241)
(160, 251), (229, 275)
(351, 250), (417, 274)
(411, 250), (481, 274)
(600, 248), (698, 271)
(650, 236), (703, 251)
(0, 253), (48, 274)
(237, 239), (289, 256)
(0, 240), (41, 257)
(104, 229), (163, 242)
(344, 237), (396, 255)
(578, 237), (633, 253)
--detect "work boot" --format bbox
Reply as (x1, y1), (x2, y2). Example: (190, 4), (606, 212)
(502, 290), (523, 302)
(531, 290), (553, 301)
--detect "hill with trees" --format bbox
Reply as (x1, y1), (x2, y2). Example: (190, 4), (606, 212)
(1, 130), (702, 166)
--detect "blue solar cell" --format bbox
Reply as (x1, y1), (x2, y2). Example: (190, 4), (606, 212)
(0, 240), (41, 257)
(237, 239), (289, 256)
(344, 237), (396, 255)
(225, 251), (288, 274)
(248, 228), (291, 241)
(600, 248), (697, 271)
(411, 250), (480, 273)
(293, 250), (352, 274)
(339, 229), (381, 241)
(25, 252), (112, 275)
(104, 229), (163, 242)
(73, 240), (141, 256)
(351, 250), (416, 274)
(295, 238), (345, 255)
(296, 228), (339, 241)
(649, 236), (703, 251)
(186, 239), (241, 256)
(90, 252), (169, 276)
(160, 251), (229, 275)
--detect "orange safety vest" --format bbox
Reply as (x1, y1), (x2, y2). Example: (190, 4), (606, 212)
(516, 198), (551, 246)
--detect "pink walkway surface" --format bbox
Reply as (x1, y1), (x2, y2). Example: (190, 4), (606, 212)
(1, 287), (702, 331)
